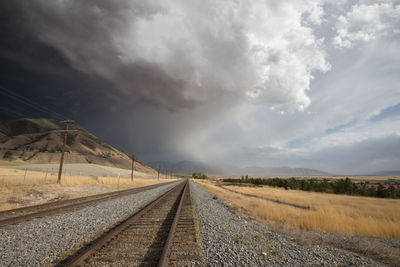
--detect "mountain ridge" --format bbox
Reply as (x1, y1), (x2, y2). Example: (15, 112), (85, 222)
(240, 165), (332, 176)
(147, 160), (333, 176)
(363, 170), (400, 176)
(0, 118), (156, 174)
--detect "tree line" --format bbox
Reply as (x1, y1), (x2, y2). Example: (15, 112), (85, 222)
(192, 172), (208, 179)
(223, 177), (400, 199)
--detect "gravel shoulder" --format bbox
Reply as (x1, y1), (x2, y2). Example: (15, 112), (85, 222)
(0, 181), (180, 266)
(190, 181), (386, 266)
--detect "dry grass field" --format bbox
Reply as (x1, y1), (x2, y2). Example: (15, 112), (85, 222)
(196, 180), (400, 239)
(0, 160), (26, 166)
(0, 167), (177, 211)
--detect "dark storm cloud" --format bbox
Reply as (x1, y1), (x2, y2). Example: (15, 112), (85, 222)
(0, 0), (331, 112)
(1, 1), (399, 173)
(0, 1), (182, 160)
(0, 1), (200, 110)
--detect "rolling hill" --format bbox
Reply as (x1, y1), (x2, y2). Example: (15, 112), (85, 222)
(0, 118), (156, 174)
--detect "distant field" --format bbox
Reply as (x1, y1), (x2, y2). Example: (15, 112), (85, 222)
(196, 180), (400, 239)
(0, 160), (27, 166)
(216, 175), (400, 181)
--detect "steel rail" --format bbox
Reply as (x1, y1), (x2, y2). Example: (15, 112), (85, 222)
(0, 184), (160, 216)
(58, 180), (186, 266)
(158, 180), (188, 267)
(0, 181), (176, 227)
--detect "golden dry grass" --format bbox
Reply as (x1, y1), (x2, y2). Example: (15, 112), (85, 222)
(0, 160), (27, 166)
(196, 180), (400, 239)
(0, 167), (178, 211)
(0, 167), (175, 186)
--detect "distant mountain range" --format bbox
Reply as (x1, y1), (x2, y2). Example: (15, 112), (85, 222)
(0, 118), (155, 174)
(240, 166), (332, 176)
(5, 118), (396, 178)
(147, 160), (220, 175)
(147, 160), (333, 176)
(363, 170), (400, 176)
(148, 160), (400, 177)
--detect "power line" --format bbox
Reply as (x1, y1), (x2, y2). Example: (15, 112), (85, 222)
(0, 91), (63, 120)
(0, 106), (28, 118)
(0, 102), (48, 119)
(0, 84), (68, 120)
(0, 85), (66, 120)
(0, 84), (66, 119)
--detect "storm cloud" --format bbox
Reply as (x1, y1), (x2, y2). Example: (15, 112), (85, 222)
(0, 0), (399, 174)
(2, 0), (330, 111)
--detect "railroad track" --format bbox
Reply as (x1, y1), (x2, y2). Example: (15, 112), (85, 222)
(57, 180), (201, 266)
(0, 181), (175, 227)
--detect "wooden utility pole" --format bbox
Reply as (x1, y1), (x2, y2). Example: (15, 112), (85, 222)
(157, 165), (160, 180)
(131, 153), (135, 182)
(57, 120), (74, 184)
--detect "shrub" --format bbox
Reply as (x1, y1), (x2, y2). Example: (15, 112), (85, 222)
(192, 172), (207, 179)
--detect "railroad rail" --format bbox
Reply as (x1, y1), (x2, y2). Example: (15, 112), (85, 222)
(57, 180), (201, 266)
(0, 181), (176, 227)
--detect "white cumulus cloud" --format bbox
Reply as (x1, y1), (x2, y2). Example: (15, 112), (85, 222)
(334, 1), (400, 48)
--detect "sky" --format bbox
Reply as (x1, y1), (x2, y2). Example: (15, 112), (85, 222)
(0, 0), (399, 174)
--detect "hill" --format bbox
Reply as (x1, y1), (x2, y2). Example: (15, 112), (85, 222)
(0, 118), (155, 174)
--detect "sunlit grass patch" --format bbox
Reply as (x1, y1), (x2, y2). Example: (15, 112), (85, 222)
(196, 180), (400, 239)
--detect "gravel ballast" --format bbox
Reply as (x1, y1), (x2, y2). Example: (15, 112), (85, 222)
(0, 181), (180, 266)
(190, 181), (385, 266)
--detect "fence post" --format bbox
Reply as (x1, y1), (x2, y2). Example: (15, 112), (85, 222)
(24, 169), (27, 183)
(44, 169), (48, 184)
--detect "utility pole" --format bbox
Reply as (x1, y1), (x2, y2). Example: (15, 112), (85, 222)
(131, 153), (135, 182)
(57, 120), (74, 184)
(157, 165), (160, 180)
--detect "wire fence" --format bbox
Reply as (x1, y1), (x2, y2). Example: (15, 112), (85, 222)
(0, 168), (175, 188)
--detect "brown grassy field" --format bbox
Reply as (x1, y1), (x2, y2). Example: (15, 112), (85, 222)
(216, 175), (400, 182)
(0, 167), (177, 211)
(0, 160), (27, 166)
(196, 180), (400, 239)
